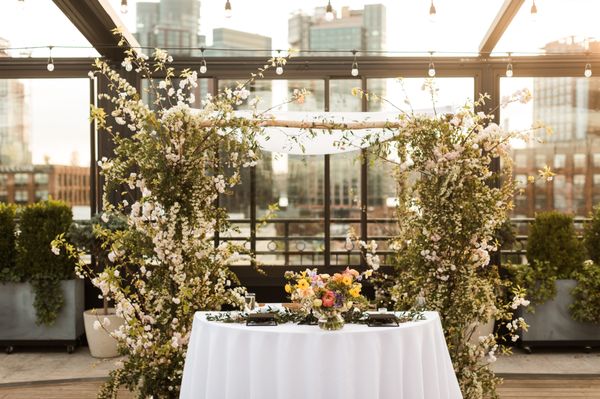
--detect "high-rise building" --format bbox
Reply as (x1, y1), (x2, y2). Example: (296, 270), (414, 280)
(136, 0), (205, 57)
(289, 4), (386, 56)
(210, 28), (272, 57)
(0, 37), (31, 166)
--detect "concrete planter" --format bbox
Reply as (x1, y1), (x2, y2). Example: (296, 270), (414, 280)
(0, 279), (84, 352)
(520, 279), (600, 350)
(83, 308), (124, 358)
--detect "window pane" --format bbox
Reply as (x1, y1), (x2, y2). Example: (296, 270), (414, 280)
(0, 79), (90, 219)
(365, 78), (474, 258)
(501, 76), (600, 217)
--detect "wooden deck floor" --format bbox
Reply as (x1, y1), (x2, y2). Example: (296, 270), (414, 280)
(0, 377), (599, 398)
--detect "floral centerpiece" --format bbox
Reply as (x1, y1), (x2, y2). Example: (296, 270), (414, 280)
(284, 268), (371, 330)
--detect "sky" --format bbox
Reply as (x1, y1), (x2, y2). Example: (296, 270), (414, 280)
(0, 0), (597, 165)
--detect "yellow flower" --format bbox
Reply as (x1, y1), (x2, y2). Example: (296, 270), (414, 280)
(349, 285), (361, 298)
(342, 275), (353, 286)
(363, 269), (373, 278)
(284, 283), (292, 294)
(297, 279), (309, 290)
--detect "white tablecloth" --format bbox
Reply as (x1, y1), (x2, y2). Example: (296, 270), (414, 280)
(180, 310), (462, 399)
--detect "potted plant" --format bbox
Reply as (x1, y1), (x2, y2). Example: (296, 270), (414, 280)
(68, 214), (126, 358)
(0, 200), (83, 353)
(510, 211), (600, 351)
(570, 206), (600, 325)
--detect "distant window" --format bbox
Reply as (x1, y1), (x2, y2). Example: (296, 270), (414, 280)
(14, 173), (29, 185)
(535, 154), (546, 168)
(15, 190), (28, 203)
(34, 173), (49, 185)
(515, 153), (527, 168)
(554, 154), (566, 169)
(35, 190), (48, 201)
(574, 154), (586, 168)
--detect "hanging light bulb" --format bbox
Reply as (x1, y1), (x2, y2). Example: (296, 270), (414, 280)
(429, 0), (437, 22)
(325, 0), (334, 22)
(428, 62), (436, 77)
(585, 63), (592, 78)
(224, 0), (232, 18)
(427, 52), (435, 77)
(120, 0), (128, 14)
(506, 53), (513, 77)
(199, 48), (207, 74)
(275, 50), (284, 75)
(530, 0), (538, 20)
(351, 50), (359, 76)
(46, 46), (54, 72)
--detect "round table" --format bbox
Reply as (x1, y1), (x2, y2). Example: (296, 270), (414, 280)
(180, 310), (462, 399)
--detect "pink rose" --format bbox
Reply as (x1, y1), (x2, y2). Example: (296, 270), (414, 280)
(322, 291), (336, 308)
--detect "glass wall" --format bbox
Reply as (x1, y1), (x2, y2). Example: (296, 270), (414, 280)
(212, 76), (474, 268)
(0, 78), (91, 219)
(501, 76), (600, 218)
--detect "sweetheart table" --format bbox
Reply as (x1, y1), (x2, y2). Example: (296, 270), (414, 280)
(179, 310), (462, 399)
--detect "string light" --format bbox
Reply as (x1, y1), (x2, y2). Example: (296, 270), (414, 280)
(429, 0), (437, 22)
(585, 63), (592, 78)
(506, 52), (513, 77)
(120, 0), (128, 14)
(351, 50), (359, 77)
(427, 52), (435, 77)
(325, 0), (334, 22)
(46, 46), (54, 72)
(224, 0), (232, 18)
(530, 0), (538, 20)
(199, 47), (207, 74)
(275, 50), (284, 75)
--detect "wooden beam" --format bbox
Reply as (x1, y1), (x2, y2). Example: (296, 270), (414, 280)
(52, 0), (140, 61)
(479, 0), (525, 55)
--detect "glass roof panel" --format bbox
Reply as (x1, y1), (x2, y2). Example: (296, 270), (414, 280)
(0, 0), (100, 58)
(494, 0), (600, 55)
(109, 0), (504, 57)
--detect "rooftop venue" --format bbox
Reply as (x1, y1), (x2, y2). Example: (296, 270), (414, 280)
(1, 1), (599, 398)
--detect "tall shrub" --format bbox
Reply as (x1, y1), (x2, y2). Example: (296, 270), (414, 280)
(0, 203), (17, 281)
(526, 211), (585, 279)
(17, 200), (75, 324)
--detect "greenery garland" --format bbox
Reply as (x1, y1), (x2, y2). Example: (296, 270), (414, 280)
(0, 203), (17, 282)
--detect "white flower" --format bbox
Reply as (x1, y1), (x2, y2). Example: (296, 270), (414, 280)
(114, 117), (126, 125)
(114, 270), (120, 277)
(51, 246), (60, 255)
(87, 71), (94, 79)
(102, 317), (111, 327)
(108, 251), (116, 263)
(93, 320), (102, 331)
(172, 297), (181, 305)
(158, 81), (167, 90)
(101, 213), (110, 223)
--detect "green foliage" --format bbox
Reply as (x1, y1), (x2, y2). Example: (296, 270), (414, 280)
(16, 200), (75, 325)
(570, 260), (600, 323)
(526, 211), (585, 279)
(0, 203), (18, 282)
(68, 213), (127, 266)
(505, 260), (557, 306)
(584, 205), (600, 264)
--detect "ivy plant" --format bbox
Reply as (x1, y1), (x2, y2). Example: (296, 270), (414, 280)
(16, 200), (75, 325)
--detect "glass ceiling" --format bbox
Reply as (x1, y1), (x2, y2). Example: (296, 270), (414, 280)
(494, 0), (600, 55)
(0, 0), (596, 59)
(108, 0), (504, 57)
(0, 0), (99, 58)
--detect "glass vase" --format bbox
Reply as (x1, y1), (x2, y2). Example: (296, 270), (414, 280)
(317, 312), (345, 331)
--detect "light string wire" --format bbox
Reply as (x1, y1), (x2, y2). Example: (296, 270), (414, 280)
(0, 44), (598, 57)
